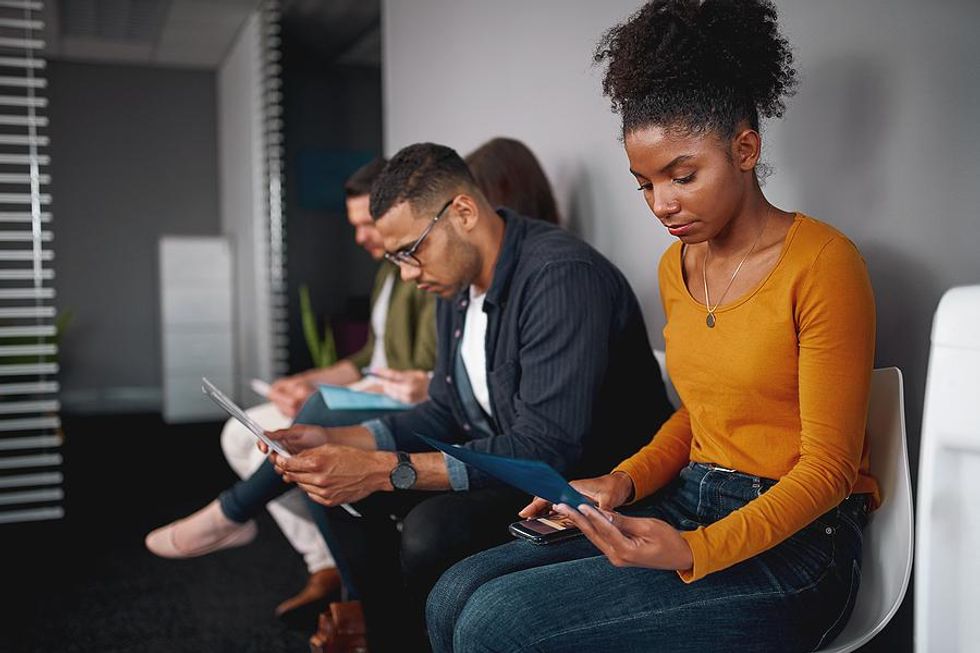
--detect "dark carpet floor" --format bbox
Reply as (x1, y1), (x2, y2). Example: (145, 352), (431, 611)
(1, 413), (313, 653)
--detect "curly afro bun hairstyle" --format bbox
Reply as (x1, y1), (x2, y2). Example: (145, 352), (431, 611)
(595, 0), (797, 138)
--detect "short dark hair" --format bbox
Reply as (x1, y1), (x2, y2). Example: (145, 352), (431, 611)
(344, 156), (388, 198)
(465, 137), (561, 225)
(594, 0), (797, 139)
(369, 143), (477, 220)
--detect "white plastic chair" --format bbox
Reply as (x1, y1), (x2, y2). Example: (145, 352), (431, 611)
(819, 367), (914, 652)
(915, 285), (980, 653)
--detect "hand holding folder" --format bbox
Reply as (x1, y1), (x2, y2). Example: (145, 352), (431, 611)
(415, 434), (593, 508)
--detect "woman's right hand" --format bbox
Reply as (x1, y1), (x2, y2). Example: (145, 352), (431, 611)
(518, 471), (635, 518)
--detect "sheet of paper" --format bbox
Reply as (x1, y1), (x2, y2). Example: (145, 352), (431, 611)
(250, 378), (271, 398)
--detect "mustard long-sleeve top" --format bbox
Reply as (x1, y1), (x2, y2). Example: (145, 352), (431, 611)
(614, 214), (878, 583)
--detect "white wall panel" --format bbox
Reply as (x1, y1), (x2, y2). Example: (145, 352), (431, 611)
(159, 236), (234, 422)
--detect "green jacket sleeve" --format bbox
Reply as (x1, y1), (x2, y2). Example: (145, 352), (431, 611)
(343, 266), (437, 373)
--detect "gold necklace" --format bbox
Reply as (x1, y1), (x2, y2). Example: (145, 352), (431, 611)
(701, 208), (772, 328)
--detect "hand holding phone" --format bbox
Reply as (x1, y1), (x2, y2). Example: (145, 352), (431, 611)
(518, 472), (635, 519)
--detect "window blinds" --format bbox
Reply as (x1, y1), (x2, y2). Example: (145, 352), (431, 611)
(0, 0), (62, 525)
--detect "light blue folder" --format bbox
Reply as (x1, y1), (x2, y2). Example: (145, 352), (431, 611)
(293, 385), (411, 425)
(319, 384), (411, 410)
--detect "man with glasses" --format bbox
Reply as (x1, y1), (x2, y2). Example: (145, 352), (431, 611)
(264, 142), (673, 652)
(144, 157), (437, 626)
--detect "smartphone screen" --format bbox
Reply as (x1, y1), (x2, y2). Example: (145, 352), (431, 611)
(521, 513), (577, 534)
(509, 512), (582, 545)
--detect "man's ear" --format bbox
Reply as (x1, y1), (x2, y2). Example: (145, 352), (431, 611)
(732, 128), (761, 172)
(450, 192), (481, 232)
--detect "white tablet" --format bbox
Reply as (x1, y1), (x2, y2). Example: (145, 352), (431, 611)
(202, 377), (291, 458)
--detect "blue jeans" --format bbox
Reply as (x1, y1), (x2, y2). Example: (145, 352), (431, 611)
(427, 462), (868, 653)
(217, 408), (398, 524)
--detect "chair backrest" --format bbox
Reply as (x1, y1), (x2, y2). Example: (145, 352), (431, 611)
(820, 367), (914, 653)
(914, 285), (980, 653)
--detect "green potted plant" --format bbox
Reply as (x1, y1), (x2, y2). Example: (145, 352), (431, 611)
(299, 285), (337, 368)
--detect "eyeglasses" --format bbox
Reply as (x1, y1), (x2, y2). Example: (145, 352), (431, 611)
(383, 198), (454, 268)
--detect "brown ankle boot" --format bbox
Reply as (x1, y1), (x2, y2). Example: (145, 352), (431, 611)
(310, 600), (367, 653)
(275, 568), (343, 629)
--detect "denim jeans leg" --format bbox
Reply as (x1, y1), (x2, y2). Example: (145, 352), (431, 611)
(427, 536), (600, 653)
(218, 458), (288, 523)
(434, 465), (866, 653)
(451, 550), (839, 653)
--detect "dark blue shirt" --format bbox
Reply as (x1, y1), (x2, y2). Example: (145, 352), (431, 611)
(367, 209), (672, 490)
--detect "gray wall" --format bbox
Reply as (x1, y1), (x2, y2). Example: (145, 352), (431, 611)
(384, 1), (980, 650)
(49, 61), (221, 412)
(766, 0), (980, 473)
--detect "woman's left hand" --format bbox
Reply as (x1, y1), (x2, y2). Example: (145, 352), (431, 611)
(554, 503), (694, 571)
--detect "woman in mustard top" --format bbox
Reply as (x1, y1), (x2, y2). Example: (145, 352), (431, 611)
(426, 1), (877, 651)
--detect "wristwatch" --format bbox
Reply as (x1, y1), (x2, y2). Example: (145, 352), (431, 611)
(389, 451), (418, 490)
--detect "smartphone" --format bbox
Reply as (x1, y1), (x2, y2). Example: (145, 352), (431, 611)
(509, 512), (582, 545)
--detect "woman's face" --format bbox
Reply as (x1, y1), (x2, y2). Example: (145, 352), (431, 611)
(624, 124), (750, 244)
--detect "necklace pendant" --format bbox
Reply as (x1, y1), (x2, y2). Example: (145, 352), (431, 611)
(706, 313), (716, 328)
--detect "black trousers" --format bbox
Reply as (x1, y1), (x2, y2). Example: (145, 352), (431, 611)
(309, 486), (528, 653)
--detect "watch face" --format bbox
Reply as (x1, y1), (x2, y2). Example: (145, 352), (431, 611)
(391, 462), (417, 490)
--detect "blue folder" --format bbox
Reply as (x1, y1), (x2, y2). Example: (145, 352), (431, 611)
(415, 433), (593, 508)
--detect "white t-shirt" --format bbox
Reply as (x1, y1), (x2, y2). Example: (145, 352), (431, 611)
(460, 285), (491, 416)
(366, 273), (396, 371)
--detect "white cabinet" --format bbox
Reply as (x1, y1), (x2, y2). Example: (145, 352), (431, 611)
(159, 237), (235, 422)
